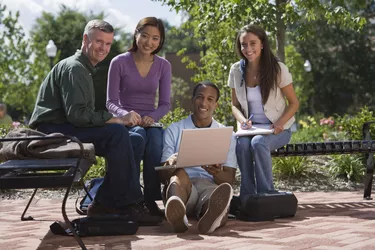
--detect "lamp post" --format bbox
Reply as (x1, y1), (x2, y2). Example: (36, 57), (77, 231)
(304, 59), (312, 72)
(46, 40), (57, 69)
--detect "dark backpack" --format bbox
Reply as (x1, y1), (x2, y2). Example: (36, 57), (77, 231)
(50, 216), (138, 237)
(76, 177), (104, 215)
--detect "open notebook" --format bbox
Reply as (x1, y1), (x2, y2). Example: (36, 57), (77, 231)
(155, 127), (233, 170)
(235, 124), (274, 136)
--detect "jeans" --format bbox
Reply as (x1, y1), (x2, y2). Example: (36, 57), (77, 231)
(236, 129), (292, 202)
(128, 126), (164, 202)
(37, 123), (143, 208)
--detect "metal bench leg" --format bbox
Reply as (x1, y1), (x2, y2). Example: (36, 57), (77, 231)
(62, 183), (87, 250)
(363, 153), (374, 200)
(21, 188), (38, 221)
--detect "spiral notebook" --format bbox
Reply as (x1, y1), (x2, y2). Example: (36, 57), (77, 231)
(235, 124), (274, 136)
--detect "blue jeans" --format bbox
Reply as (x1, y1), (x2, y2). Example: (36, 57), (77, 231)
(236, 129), (292, 202)
(128, 126), (163, 202)
(37, 123), (143, 208)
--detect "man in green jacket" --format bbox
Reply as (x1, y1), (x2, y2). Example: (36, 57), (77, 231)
(0, 104), (13, 126)
(29, 20), (161, 226)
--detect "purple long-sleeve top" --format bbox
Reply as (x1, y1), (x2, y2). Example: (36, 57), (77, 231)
(106, 52), (172, 121)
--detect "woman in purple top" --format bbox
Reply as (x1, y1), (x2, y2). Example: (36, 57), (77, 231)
(107, 17), (172, 216)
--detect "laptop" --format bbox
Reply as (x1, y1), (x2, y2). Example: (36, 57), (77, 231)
(155, 126), (233, 171)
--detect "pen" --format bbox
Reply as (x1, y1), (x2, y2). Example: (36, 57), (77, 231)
(242, 114), (254, 128)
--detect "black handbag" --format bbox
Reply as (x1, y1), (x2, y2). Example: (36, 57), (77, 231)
(50, 216), (139, 237)
(230, 192), (298, 221)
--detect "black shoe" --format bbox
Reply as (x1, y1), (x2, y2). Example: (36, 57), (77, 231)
(128, 201), (164, 226)
(145, 200), (165, 217)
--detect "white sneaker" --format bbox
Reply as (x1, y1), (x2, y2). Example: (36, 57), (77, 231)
(197, 183), (233, 234)
(165, 196), (189, 233)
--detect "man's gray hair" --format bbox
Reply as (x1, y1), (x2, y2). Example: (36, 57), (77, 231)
(83, 20), (114, 37)
(0, 103), (7, 111)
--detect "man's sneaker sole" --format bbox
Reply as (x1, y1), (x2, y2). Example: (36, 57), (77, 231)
(165, 196), (188, 233)
(197, 183), (233, 234)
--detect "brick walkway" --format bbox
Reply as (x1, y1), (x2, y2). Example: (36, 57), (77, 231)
(0, 191), (374, 250)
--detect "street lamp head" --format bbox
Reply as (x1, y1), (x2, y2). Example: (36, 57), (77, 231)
(304, 60), (312, 72)
(46, 40), (57, 58)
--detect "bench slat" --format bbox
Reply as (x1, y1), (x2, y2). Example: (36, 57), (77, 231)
(0, 158), (79, 170)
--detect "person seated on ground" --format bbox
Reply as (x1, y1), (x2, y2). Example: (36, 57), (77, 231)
(28, 19), (162, 226)
(0, 104), (13, 126)
(160, 81), (237, 234)
(106, 17), (172, 216)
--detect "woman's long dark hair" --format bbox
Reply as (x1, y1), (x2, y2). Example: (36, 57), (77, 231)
(236, 24), (280, 104)
(128, 17), (165, 55)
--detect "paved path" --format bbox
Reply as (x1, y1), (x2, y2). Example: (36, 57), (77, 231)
(0, 191), (374, 250)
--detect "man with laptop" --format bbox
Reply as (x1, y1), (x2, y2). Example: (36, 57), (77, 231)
(160, 81), (237, 234)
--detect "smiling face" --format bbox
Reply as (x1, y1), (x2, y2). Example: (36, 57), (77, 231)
(135, 25), (161, 56)
(239, 32), (263, 63)
(82, 29), (114, 66)
(192, 85), (218, 127)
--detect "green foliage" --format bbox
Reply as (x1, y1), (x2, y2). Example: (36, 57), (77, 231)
(291, 1), (374, 116)
(328, 154), (364, 182)
(0, 123), (25, 138)
(30, 6), (88, 62)
(292, 115), (333, 142)
(0, 4), (44, 118)
(160, 103), (189, 127)
(284, 45), (313, 115)
(337, 106), (375, 140)
(161, 18), (201, 54)
(0, 124), (14, 138)
(84, 156), (106, 181)
(273, 156), (309, 178)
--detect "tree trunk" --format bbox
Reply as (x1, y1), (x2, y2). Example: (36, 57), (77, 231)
(275, 0), (287, 62)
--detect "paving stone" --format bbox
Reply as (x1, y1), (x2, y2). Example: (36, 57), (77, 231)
(0, 191), (374, 249)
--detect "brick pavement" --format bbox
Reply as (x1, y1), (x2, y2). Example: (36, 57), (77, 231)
(0, 191), (374, 250)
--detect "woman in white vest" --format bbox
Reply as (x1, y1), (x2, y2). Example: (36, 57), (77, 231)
(227, 24), (299, 203)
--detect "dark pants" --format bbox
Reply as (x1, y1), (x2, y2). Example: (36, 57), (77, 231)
(37, 123), (143, 208)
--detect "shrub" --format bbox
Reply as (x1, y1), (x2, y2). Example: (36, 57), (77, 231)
(0, 122), (23, 138)
(328, 154), (364, 182)
(337, 106), (375, 140)
(84, 157), (106, 181)
(292, 115), (332, 143)
(273, 156), (309, 178)
(160, 104), (189, 127)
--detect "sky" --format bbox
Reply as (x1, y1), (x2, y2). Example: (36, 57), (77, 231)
(0, 0), (183, 35)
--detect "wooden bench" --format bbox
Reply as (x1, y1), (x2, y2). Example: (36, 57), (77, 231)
(271, 121), (375, 200)
(0, 135), (93, 250)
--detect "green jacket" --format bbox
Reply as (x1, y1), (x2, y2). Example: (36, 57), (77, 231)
(0, 114), (12, 126)
(29, 50), (113, 128)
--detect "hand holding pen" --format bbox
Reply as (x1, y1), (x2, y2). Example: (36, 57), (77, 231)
(241, 114), (254, 130)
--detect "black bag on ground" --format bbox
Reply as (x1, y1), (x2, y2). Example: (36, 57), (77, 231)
(50, 216), (139, 237)
(76, 177), (104, 215)
(230, 191), (298, 221)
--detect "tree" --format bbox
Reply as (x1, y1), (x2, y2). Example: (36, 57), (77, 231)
(292, 1), (375, 115)
(154, 0), (367, 125)
(161, 18), (200, 54)
(0, 4), (43, 120)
